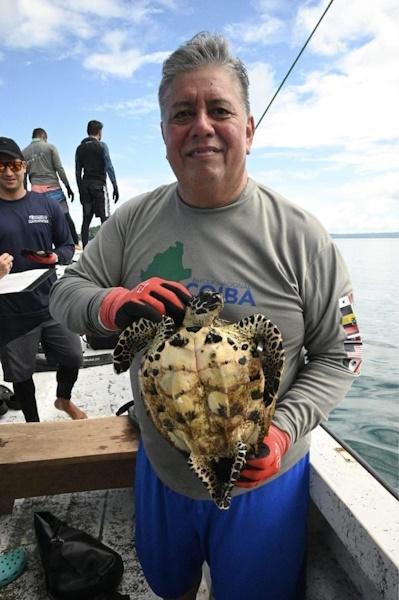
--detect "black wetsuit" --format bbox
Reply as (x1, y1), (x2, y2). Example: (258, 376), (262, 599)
(75, 136), (118, 246)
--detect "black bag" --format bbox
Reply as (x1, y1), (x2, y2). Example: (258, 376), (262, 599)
(34, 512), (128, 600)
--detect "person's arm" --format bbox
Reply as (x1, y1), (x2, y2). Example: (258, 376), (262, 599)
(236, 241), (362, 489)
(49, 203), (190, 335)
(75, 149), (82, 189)
(102, 142), (119, 202)
(273, 242), (362, 444)
(51, 145), (74, 201)
(102, 142), (117, 188)
(50, 145), (69, 188)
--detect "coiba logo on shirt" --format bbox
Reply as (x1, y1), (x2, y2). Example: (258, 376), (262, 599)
(142, 241), (256, 307)
(28, 214), (49, 224)
(186, 279), (255, 306)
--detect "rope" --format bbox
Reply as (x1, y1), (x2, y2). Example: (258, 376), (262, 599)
(255, 0), (336, 130)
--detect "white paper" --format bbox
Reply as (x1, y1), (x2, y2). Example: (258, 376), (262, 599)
(0, 269), (51, 294)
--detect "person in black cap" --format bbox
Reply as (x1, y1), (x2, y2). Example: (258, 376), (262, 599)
(75, 120), (119, 247)
(0, 136), (86, 421)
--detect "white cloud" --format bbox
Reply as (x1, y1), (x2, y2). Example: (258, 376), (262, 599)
(0, 0), (174, 52)
(247, 62), (277, 123)
(0, 0), (95, 48)
(324, 142), (399, 174)
(250, 0), (399, 156)
(309, 172), (399, 233)
(252, 0), (284, 12)
(96, 96), (159, 116)
(225, 16), (284, 46)
(248, 0), (399, 235)
(84, 31), (169, 77)
(250, 165), (399, 233)
(55, 0), (126, 19)
(294, 0), (398, 56)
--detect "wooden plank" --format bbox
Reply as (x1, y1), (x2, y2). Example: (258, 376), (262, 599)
(0, 415), (140, 514)
(2, 457), (136, 499)
(0, 416), (139, 466)
(0, 496), (14, 514)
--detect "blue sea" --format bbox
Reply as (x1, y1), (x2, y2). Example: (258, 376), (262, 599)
(328, 237), (399, 492)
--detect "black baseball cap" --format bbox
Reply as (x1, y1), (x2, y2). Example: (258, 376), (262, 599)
(0, 137), (24, 160)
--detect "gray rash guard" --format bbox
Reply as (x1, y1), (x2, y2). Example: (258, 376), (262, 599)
(23, 139), (71, 189)
(49, 178), (360, 499)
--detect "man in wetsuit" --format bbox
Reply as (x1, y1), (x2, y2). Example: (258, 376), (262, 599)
(75, 120), (119, 247)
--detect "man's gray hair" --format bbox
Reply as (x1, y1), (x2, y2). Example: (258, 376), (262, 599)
(159, 32), (251, 118)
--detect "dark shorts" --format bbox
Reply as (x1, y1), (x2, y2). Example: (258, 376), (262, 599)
(0, 318), (83, 382)
(80, 180), (110, 219)
(135, 443), (310, 600)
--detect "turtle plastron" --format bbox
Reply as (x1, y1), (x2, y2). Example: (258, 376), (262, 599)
(113, 292), (285, 510)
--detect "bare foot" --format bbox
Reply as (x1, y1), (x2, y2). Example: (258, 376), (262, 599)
(54, 398), (87, 420)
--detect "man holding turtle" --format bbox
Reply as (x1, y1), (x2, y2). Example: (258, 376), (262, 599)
(50, 32), (361, 600)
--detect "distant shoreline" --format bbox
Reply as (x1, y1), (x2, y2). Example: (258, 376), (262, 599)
(331, 232), (399, 239)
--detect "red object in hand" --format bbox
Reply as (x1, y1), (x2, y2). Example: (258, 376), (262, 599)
(99, 277), (192, 331)
(236, 424), (291, 489)
(21, 249), (58, 266)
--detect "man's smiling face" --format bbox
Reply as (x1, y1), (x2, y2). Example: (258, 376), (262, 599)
(0, 154), (26, 200)
(161, 65), (254, 207)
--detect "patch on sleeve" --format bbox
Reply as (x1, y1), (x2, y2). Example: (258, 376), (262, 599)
(339, 292), (362, 375)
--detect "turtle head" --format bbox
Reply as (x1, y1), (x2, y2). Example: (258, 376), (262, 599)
(183, 291), (224, 327)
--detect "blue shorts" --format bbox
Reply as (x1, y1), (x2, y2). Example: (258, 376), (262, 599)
(134, 443), (309, 600)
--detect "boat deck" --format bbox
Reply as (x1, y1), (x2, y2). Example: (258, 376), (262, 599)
(0, 358), (395, 599)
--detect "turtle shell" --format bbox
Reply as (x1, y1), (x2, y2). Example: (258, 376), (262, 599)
(113, 290), (285, 508)
(140, 320), (270, 458)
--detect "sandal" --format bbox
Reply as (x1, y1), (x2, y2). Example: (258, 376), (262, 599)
(0, 547), (28, 587)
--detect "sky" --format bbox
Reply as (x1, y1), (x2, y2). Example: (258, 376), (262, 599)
(0, 0), (398, 234)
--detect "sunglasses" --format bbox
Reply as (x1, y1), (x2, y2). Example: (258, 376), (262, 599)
(0, 159), (25, 173)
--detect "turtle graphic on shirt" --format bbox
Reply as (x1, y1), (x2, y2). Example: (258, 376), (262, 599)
(113, 291), (285, 509)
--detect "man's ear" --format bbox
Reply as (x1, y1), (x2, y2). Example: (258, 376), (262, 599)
(246, 115), (255, 154)
(160, 121), (165, 142)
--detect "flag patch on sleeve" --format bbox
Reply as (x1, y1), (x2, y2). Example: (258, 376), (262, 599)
(339, 292), (362, 375)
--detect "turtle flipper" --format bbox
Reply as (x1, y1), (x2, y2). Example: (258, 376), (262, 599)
(148, 316), (176, 350)
(188, 455), (220, 504)
(188, 441), (248, 510)
(113, 318), (158, 374)
(229, 315), (285, 409)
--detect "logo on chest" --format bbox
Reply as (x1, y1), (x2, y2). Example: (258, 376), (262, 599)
(28, 214), (49, 224)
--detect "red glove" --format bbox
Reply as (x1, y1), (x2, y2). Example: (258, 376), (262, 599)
(99, 277), (192, 331)
(236, 424), (291, 489)
(21, 249), (58, 266)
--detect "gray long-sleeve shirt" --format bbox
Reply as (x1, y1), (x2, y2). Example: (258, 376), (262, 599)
(23, 139), (71, 189)
(49, 178), (362, 499)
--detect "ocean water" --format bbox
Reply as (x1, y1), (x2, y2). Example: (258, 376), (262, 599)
(328, 237), (399, 492)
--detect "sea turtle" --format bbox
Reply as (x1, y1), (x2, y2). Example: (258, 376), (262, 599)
(113, 290), (285, 509)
